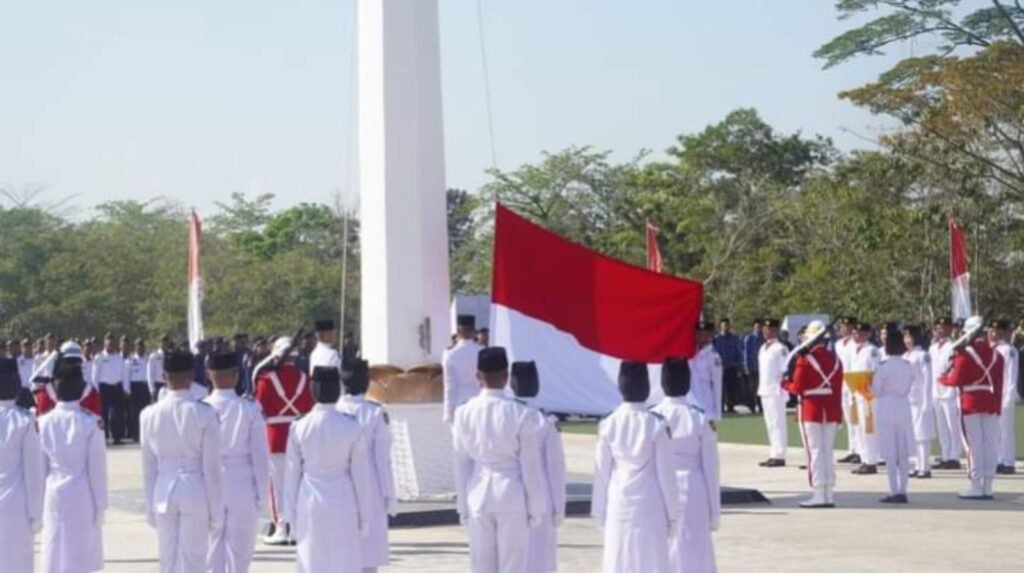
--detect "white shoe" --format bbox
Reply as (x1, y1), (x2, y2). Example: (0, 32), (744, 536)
(824, 485), (836, 506)
(265, 523), (291, 546)
(958, 482), (987, 500)
(799, 486), (833, 508)
(982, 478), (994, 498)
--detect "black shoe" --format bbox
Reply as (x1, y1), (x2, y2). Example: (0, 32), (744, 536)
(112, 440), (123, 446)
(838, 453), (861, 464)
(914, 471), (932, 479)
(760, 458), (785, 468)
(878, 460), (886, 467)
(931, 459), (948, 470)
(996, 464), (1017, 475)
(881, 494), (908, 504)
(946, 460), (962, 470)
(851, 464), (878, 475)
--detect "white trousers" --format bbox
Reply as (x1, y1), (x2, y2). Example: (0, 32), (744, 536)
(854, 395), (878, 464)
(934, 398), (963, 461)
(762, 396), (788, 460)
(467, 512), (529, 573)
(269, 454), (287, 526)
(841, 387), (860, 455)
(157, 510), (209, 573)
(915, 441), (930, 474)
(801, 422), (837, 488)
(999, 404), (1017, 467)
(0, 514), (33, 573)
(962, 414), (1000, 482)
(208, 502), (259, 573)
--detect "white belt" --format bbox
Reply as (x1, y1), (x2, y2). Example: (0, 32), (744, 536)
(159, 457), (201, 474)
(963, 384), (995, 393)
(804, 388), (833, 396)
(475, 461), (520, 477)
(266, 415), (296, 425)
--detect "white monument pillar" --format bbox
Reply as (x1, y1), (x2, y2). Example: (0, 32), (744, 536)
(358, 0), (451, 366)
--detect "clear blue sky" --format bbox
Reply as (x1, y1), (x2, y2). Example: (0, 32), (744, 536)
(0, 0), (908, 216)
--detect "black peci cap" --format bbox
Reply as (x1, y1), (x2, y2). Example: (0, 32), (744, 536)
(618, 361), (650, 403)
(313, 366), (341, 384)
(164, 349), (194, 374)
(477, 347), (508, 373)
(457, 315), (476, 329)
(314, 319), (336, 332)
(510, 361), (539, 398)
(763, 318), (781, 328)
(207, 352), (238, 371)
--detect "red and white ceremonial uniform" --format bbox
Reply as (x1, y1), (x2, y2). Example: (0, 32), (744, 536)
(784, 345), (843, 505)
(254, 364), (313, 530)
(941, 341), (1004, 496)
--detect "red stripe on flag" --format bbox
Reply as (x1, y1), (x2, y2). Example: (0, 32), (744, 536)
(948, 214), (969, 279)
(492, 204), (703, 362)
(646, 219), (664, 273)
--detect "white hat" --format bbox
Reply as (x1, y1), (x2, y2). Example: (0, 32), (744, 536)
(805, 320), (826, 338)
(59, 341), (83, 360)
(964, 316), (984, 334)
(272, 337), (294, 357)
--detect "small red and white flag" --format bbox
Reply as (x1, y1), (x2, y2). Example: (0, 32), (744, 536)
(490, 204), (703, 414)
(646, 218), (664, 273)
(949, 213), (972, 321)
(188, 210), (205, 351)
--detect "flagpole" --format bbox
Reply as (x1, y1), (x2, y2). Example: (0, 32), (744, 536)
(339, 192), (351, 340)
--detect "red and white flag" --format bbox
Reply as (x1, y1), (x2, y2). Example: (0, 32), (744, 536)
(490, 204), (703, 414)
(188, 210), (205, 351)
(646, 218), (664, 273)
(949, 213), (972, 321)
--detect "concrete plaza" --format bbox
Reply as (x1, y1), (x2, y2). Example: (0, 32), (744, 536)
(63, 433), (1023, 572)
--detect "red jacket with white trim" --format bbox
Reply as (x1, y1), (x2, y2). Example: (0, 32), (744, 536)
(34, 384), (103, 417)
(254, 363), (313, 453)
(783, 345), (843, 424)
(941, 341), (1004, 415)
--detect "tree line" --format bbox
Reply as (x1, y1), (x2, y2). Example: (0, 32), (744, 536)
(4, 1), (1024, 340)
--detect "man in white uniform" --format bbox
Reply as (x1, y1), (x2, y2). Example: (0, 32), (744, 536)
(308, 319), (342, 374)
(758, 318), (789, 467)
(902, 325), (935, 479)
(690, 321), (724, 423)
(833, 318), (863, 464)
(204, 352), (270, 573)
(336, 357), (397, 573)
(930, 317), (963, 469)
(38, 361), (108, 573)
(141, 349), (224, 573)
(147, 336), (171, 402)
(452, 347), (547, 573)
(94, 333), (129, 445)
(510, 361), (566, 573)
(989, 319), (1020, 475)
(849, 323), (882, 475)
(0, 357), (44, 573)
(285, 367), (372, 573)
(442, 315), (484, 425)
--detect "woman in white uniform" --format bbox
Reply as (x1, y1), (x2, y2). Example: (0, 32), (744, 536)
(873, 327), (915, 503)
(592, 361), (679, 573)
(902, 325), (935, 479)
(652, 358), (720, 573)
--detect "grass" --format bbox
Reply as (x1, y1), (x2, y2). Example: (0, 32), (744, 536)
(562, 405), (1024, 460)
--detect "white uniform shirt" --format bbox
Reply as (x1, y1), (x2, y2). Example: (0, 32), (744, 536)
(689, 345), (723, 420)
(158, 382), (209, 402)
(903, 347), (932, 407)
(591, 402), (680, 523)
(651, 396), (721, 527)
(929, 338), (955, 400)
(140, 389), (223, 525)
(0, 400), (44, 525)
(204, 389), (270, 511)
(336, 395), (395, 506)
(93, 351), (128, 393)
(126, 353), (147, 383)
(147, 350), (165, 394)
(835, 337), (855, 372)
(993, 341), (1020, 407)
(308, 342), (342, 374)
(757, 339), (788, 397)
(452, 388), (547, 519)
(849, 342), (881, 374)
(441, 339), (484, 424)
(17, 357), (34, 389)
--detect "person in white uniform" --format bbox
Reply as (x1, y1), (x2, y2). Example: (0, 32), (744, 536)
(147, 336), (171, 402)
(652, 358), (719, 573)
(901, 325), (935, 479)
(757, 318), (789, 467)
(141, 349), (224, 573)
(690, 321), (724, 423)
(284, 366), (373, 573)
(308, 319), (342, 374)
(510, 361), (566, 573)
(204, 352), (270, 573)
(988, 319), (1020, 475)
(0, 357), (45, 573)
(452, 347), (547, 573)
(848, 323), (882, 476)
(38, 361), (108, 573)
(873, 328), (915, 503)
(336, 357), (397, 573)
(442, 315), (484, 425)
(929, 317), (963, 470)
(593, 361), (680, 573)
(834, 318), (863, 464)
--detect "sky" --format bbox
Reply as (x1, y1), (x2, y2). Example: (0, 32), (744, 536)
(0, 0), (911, 217)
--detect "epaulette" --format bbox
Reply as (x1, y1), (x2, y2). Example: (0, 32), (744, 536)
(365, 399), (383, 408)
(688, 403), (706, 415)
(648, 409), (666, 422)
(339, 411), (357, 421)
(514, 398), (529, 407)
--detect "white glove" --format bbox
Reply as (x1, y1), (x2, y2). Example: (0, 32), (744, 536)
(710, 516), (720, 532)
(386, 497), (400, 518)
(528, 514), (542, 529)
(94, 510), (105, 528)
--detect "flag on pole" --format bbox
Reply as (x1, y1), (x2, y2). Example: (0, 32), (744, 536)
(490, 204), (703, 414)
(188, 209), (205, 351)
(949, 213), (972, 321)
(646, 218), (664, 273)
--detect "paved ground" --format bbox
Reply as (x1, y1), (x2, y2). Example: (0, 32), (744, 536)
(49, 434), (1024, 572)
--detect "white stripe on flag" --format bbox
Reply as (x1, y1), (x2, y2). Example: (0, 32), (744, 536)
(952, 272), (971, 321)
